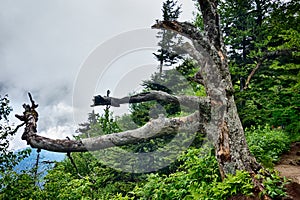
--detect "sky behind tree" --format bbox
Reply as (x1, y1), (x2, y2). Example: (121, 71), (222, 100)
(0, 0), (196, 150)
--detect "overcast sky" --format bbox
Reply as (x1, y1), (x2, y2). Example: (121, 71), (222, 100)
(0, 0), (197, 150)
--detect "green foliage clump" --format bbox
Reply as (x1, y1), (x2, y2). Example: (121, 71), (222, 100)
(41, 164), (95, 200)
(37, 151), (145, 200)
(0, 95), (35, 199)
(0, 171), (41, 200)
(219, 0), (300, 134)
(256, 169), (288, 199)
(245, 125), (290, 167)
(0, 95), (31, 172)
(122, 147), (218, 199)
(117, 147), (255, 200)
(189, 170), (253, 200)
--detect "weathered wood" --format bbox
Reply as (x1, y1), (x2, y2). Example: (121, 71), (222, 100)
(152, 0), (262, 178)
(152, 21), (212, 54)
(16, 93), (206, 153)
(93, 90), (208, 110)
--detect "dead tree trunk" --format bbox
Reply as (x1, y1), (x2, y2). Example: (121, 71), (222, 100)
(152, 0), (262, 178)
(16, 0), (263, 183)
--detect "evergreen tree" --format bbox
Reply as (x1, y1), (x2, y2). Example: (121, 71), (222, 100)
(0, 95), (34, 199)
(153, 0), (182, 76)
(77, 110), (99, 138)
(0, 95), (30, 172)
(219, 0), (300, 133)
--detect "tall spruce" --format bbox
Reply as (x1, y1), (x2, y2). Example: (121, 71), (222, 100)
(219, 0), (300, 133)
(153, 0), (182, 77)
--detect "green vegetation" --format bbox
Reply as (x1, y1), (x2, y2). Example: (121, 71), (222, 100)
(246, 125), (291, 168)
(0, 95), (32, 200)
(0, 95), (294, 199)
(256, 169), (288, 199)
(219, 0), (300, 134)
(0, 0), (299, 199)
(124, 147), (254, 200)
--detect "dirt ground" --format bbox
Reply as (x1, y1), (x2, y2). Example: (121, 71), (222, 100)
(229, 142), (300, 200)
(275, 142), (300, 200)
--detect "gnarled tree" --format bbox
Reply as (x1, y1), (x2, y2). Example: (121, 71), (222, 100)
(16, 0), (266, 192)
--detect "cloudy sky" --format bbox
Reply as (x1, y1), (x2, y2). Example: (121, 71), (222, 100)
(0, 0), (196, 150)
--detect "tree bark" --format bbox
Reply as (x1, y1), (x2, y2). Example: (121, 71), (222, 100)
(152, 0), (262, 179)
(92, 90), (208, 110)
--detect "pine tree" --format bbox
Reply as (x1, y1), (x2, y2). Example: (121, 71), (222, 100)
(153, 0), (182, 77)
(219, 0), (300, 133)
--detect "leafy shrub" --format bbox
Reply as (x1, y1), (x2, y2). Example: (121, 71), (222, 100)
(189, 170), (253, 200)
(256, 169), (287, 199)
(124, 147), (218, 200)
(245, 125), (290, 167)
(117, 147), (254, 200)
(0, 170), (40, 200)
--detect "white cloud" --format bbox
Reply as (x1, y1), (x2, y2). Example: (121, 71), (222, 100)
(9, 101), (77, 150)
(1, 0), (196, 150)
(39, 125), (76, 140)
(9, 124), (76, 150)
(38, 102), (75, 132)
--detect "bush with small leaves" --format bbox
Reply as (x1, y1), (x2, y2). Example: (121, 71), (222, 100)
(245, 125), (290, 167)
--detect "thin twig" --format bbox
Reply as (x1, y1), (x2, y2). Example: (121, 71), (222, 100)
(34, 149), (41, 185)
(67, 152), (84, 179)
(28, 92), (38, 108)
(10, 122), (25, 134)
(244, 60), (262, 90)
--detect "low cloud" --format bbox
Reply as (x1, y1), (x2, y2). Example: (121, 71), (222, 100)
(1, 0), (196, 150)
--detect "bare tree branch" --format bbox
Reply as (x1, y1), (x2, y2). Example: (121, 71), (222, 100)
(151, 20), (227, 77)
(263, 49), (296, 59)
(244, 49), (296, 90)
(244, 60), (262, 90)
(10, 122), (25, 134)
(152, 21), (212, 54)
(16, 94), (206, 153)
(19, 112), (202, 153)
(93, 90), (209, 111)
